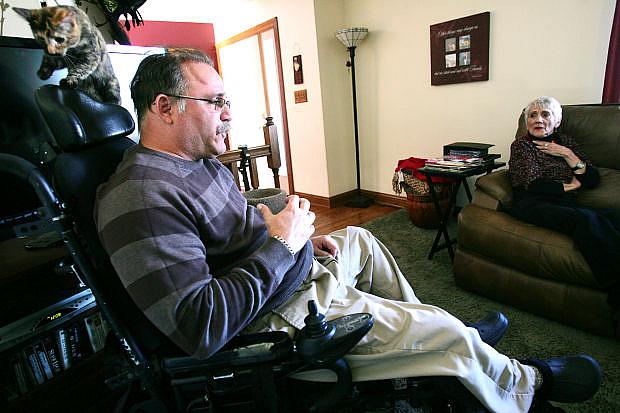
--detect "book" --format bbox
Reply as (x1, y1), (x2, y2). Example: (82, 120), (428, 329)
(426, 153), (501, 170)
(443, 153), (500, 162)
(422, 165), (475, 174)
(424, 158), (478, 170)
(84, 312), (106, 353)
(67, 323), (84, 362)
(33, 342), (54, 380)
(24, 346), (45, 385)
(443, 142), (495, 157)
(55, 327), (72, 370)
(1, 358), (21, 400)
(42, 335), (62, 374)
(10, 355), (29, 395)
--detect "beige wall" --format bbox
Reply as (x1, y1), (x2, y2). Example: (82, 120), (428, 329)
(313, 0), (353, 195)
(329, 0), (615, 198)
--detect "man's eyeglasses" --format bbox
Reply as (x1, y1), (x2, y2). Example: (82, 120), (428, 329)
(161, 93), (231, 111)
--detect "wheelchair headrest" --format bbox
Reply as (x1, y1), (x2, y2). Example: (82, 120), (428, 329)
(35, 85), (135, 152)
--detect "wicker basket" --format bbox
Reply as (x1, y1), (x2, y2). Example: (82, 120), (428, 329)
(400, 169), (451, 196)
(400, 170), (452, 229)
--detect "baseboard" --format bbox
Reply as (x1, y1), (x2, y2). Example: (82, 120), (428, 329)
(361, 190), (409, 208)
(294, 192), (331, 208)
(294, 190), (408, 209)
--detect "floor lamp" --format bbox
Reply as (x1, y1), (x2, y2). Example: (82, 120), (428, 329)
(336, 27), (373, 208)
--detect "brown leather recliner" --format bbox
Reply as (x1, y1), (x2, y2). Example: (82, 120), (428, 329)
(454, 104), (620, 338)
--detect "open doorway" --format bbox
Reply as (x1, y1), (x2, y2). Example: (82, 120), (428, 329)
(216, 18), (294, 194)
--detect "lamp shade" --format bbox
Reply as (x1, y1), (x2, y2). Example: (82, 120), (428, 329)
(335, 27), (368, 48)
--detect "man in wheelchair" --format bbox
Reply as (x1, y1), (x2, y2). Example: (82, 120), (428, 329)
(94, 48), (601, 412)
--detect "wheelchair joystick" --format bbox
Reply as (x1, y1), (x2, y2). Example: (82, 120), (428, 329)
(297, 300), (374, 366)
(303, 300), (336, 339)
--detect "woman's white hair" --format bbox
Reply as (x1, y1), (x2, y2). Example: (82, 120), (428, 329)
(523, 96), (562, 126)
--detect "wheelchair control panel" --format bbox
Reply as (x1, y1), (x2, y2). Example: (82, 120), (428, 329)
(296, 300), (373, 366)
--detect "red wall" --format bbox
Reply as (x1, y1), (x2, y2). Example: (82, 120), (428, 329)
(126, 21), (218, 71)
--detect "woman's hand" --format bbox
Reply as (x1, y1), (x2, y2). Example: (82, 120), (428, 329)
(563, 176), (582, 192)
(311, 235), (339, 258)
(533, 140), (573, 158)
(533, 140), (583, 169)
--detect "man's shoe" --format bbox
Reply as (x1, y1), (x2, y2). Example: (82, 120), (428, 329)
(523, 355), (602, 403)
(465, 311), (509, 347)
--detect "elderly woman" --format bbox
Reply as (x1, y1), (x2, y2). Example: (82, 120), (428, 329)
(508, 96), (620, 319)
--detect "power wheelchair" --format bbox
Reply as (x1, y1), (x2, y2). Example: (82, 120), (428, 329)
(0, 85), (489, 413)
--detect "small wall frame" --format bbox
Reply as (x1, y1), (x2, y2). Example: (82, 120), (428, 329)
(293, 54), (304, 84)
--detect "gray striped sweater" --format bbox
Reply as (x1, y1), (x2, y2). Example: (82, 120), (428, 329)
(95, 145), (311, 358)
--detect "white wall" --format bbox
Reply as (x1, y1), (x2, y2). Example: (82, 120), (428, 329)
(136, 0), (332, 197)
(3, 0), (72, 38)
(4, 0), (111, 41)
(331, 0), (615, 198)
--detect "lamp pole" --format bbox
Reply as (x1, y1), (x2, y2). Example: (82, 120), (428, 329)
(349, 47), (361, 194)
(336, 27), (373, 208)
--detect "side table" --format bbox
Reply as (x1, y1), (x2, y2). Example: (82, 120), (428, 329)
(418, 162), (506, 261)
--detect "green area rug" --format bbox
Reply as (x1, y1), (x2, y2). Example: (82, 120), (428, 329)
(360, 209), (619, 413)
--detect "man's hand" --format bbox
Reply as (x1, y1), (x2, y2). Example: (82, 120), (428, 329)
(563, 176), (582, 192)
(311, 235), (339, 258)
(257, 195), (315, 253)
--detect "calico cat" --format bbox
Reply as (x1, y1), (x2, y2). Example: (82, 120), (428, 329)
(13, 6), (121, 104)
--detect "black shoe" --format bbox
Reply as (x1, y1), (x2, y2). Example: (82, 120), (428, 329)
(465, 311), (509, 347)
(522, 355), (602, 403)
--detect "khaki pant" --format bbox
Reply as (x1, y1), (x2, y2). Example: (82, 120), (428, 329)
(246, 227), (536, 413)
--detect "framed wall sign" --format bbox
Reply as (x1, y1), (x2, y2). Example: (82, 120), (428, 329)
(430, 11), (490, 86)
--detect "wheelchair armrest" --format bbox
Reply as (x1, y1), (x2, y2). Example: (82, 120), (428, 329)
(161, 331), (293, 374)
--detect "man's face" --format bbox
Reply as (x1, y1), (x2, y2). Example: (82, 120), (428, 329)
(178, 62), (231, 159)
(526, 105), (559, 138)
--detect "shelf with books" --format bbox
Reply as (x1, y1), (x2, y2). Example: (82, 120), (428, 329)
(0, 306), (110, 403)
(2, 350), (109, 412)
(0, 221), (116, 408)
(0, 289), (96, 353)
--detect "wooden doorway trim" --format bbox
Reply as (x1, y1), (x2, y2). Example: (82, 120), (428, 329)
(216, 17), (294, 194)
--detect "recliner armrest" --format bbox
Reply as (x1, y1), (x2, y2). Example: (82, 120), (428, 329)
(474, 169), (513, 210)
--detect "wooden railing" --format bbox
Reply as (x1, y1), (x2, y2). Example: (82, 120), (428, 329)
(217, 117), (281, 190)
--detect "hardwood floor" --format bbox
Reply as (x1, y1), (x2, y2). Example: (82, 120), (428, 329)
(312, 203), (400, 235)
